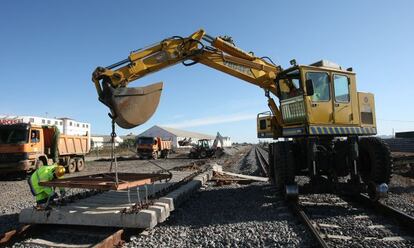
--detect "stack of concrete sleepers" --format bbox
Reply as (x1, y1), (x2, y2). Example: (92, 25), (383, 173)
(19, 170), (213, 228)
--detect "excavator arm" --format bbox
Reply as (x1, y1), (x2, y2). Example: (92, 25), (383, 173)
(92, 29), (284, 129)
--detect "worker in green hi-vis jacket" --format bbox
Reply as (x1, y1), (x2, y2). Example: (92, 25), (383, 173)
(28, 164), (66, 207)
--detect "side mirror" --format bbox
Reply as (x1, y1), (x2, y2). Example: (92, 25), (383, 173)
(305, 79), (314, 96)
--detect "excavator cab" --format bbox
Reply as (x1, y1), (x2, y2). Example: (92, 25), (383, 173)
(257, 111), (274, 138)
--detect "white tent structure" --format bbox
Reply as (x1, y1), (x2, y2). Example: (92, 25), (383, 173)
(138, 125), (217, 148)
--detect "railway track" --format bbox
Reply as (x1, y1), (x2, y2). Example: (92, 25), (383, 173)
(0, 163), (209, 248)
(254, 146), (414, 247)
(1, 224), (125, 248)
(254, 145), (269, 176)
(294, 194), (414, 247)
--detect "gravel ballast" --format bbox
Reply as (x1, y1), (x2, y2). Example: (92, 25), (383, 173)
(127, 182), (313, 248)
(125, 146), (313, 247)
(2, 145), (414, 248)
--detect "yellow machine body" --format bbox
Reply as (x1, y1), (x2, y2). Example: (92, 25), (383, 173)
(258, 61), (376, 138)
(91, 29), (391, 201)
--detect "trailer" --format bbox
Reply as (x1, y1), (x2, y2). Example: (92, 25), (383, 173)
(0, 123), (90, 173)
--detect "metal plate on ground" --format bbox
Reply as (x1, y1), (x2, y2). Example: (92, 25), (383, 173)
(39, 173), (171, 190)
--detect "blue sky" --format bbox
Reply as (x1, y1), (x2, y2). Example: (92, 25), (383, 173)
(1, 1), (413, 142)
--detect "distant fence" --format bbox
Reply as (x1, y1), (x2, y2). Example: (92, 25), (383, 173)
(382, 138), (414, 153)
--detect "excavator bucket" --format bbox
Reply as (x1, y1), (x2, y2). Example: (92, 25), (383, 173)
(110, 82), (163, 129)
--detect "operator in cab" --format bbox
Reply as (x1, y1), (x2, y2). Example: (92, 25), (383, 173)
(28, 164), (66, 208)
(30, 130), (39, 143)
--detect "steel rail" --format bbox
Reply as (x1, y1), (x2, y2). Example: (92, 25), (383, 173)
(256, 144), (328, 247)
(94, 229), (125, 248)
(347, 194), (414, 235)
(254, 146), (269, 176)
(0, 225), (125, 248)
(289, 203), (329, 248)
(0, 224), (33, 246)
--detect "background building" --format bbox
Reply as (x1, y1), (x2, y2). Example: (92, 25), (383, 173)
(0, 115), (90, 136)
(90, 135), (126, 149)
(90, 136), (104, 150)
(138, 125), (216, 148)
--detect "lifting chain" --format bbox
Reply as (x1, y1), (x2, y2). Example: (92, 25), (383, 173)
(109, 116), (119, 185)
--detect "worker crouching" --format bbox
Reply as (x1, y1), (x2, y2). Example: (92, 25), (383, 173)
(28, 164), (66, 208)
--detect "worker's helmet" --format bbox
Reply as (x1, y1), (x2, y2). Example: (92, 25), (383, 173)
(54, 166), (65, 178)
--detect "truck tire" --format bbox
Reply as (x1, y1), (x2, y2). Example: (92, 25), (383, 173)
(35, 160), (44, 169)
(67, 158), (77, 173)
(76, 158), (85, 172)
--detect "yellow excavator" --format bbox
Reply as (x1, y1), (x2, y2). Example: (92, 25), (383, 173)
(91, 29), (391, 201)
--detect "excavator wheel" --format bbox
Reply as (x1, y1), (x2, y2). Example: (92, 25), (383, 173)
(67, 158), (77, 174)
(273, 142), (296, 197)
(358, 137), (392, 200)
(199, 150), (207, 159)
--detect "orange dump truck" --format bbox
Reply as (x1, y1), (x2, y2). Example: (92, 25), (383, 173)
(0, 123), (90, 173)
(136, 136), (171, 159)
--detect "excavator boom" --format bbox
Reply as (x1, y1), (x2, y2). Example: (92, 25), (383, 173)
(91, 29), (391, 202)
(92, 29), (283, 129)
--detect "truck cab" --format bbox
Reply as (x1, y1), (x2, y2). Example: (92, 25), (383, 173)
(0, 123), (90, 173)
(0, 123), (48, 172)
(136, 136), (156, 159)
(136, 136), (171, 159)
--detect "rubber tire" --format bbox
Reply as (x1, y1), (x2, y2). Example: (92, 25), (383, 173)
(76, 158), (85, 172)
(199, 150), (207, 159)
(358, 137), (392, 184)
(67, 158), (77, 173)
(268, 143), (275, 183)
(273, 142), (295, 192)
(35, 160), (44, 169)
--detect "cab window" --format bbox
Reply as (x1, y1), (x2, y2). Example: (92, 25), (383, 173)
(278, 69), (302, 100)
(30, 130), (40, 143)
(259, 119), (267, 130)
(306, 72), (330, 101)
(333, 74), (350, 102)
